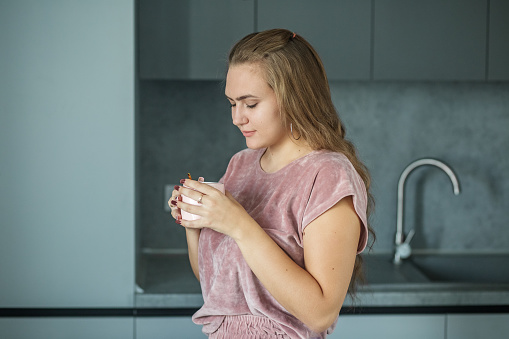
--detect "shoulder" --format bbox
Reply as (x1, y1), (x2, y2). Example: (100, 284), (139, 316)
(303, 150), (360, 182)
(310, 150), (351, 166)
(304, 151), (367, 212)
(302, 151), (369, 253)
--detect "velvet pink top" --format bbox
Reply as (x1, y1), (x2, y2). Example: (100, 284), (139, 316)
(192, 148), (368, 338)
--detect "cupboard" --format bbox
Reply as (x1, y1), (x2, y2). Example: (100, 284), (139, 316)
(138, 0), (509, 81)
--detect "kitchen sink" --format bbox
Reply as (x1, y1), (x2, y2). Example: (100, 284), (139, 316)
(361, 253), (509, 289)
(409, 253), (509, 284)
(361, 254), (429, 285)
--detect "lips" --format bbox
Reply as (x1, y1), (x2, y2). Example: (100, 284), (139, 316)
(242, 130), (255, 137)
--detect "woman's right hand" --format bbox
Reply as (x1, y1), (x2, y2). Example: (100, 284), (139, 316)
(169, 176), (205, 224)
(168, 186), (182, 223)
(168, 179), (203, 281)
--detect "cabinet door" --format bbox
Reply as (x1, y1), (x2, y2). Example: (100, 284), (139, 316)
(139, 0), (255, 80)
(488, 0), (509, 80)
(447, 314), (509, 339)
(0, 0), (134, 307)
(0, 318), (133, 339)
(331, 314), (445, 339)
(136, 317), (206, 339)
(257, 0), (371, 80)
(374, 0), (487, 80)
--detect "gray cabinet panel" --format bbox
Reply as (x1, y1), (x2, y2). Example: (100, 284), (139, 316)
(136, 317), (206, 338)
(0, 318), (133, 339)
(488, 0), (509, 80)
(138, 0), (189, 79)
(139, 0), (255, 79)
(331, 314), (446, 339)
(374, 0), (487, 80)
(258, 0), (371, 80)
(447, 314), (509, 339)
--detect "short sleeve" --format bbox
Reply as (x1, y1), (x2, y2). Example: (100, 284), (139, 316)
(301, 158), (369, 253)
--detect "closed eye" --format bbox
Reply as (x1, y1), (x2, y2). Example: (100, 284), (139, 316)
(228, 102), (257, 109)
(226, 94), (259, 109)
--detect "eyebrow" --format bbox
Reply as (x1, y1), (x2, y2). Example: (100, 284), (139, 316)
(225, 94), (259, 101)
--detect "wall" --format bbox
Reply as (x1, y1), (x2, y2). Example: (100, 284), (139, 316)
(138, 80), (509, 254)
(0, 0), (135, 307)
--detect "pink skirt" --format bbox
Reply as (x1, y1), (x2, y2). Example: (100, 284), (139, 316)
(208, 315), (291, 339)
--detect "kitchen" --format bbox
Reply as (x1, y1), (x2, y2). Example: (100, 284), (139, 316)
(1, 0), (508, 338)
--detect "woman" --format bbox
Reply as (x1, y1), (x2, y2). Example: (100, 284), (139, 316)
(169, 29), (374, 338)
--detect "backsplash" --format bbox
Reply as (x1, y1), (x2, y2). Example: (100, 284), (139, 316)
(138, 81), (509, 253)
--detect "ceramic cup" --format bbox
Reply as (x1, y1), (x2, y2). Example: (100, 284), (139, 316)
(181, 182), (225, 221)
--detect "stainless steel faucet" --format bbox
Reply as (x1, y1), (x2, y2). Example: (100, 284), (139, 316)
(394, 158), (461, 264)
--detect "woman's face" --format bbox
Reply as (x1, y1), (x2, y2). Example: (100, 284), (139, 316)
(225, 63), (287, 150)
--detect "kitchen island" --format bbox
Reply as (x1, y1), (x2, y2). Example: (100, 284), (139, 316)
(132, 252), (509, 338)
(135, 253), (509, 310)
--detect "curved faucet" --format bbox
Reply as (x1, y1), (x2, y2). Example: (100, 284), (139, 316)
(394, 158), (461, 264)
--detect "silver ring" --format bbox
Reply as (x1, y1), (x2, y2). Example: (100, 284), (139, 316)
(197, 194), (203, 204)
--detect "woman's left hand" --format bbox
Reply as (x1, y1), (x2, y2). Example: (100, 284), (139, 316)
(175, 179), (253, 239)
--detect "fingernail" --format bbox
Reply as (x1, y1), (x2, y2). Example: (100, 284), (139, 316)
(175, 219), (181, 225)
(176, 196), (182, 201)
(170, 200), (177, 206)
(180, 179), (186, 184)
(174, 185), (180, 191)
(198, 177), (204, 183)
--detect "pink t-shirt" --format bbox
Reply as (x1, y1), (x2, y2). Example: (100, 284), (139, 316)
(192, 148), (368, 338)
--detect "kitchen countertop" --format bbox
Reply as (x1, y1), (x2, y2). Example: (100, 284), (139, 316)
(135, 253), (509, 310)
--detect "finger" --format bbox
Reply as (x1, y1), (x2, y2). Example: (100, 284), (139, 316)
(168, 199), (176, 211)
(171, 187), (181, 200)
(168, 194), (181, 207)
(171, 209), (181, 220)
(170, 204), (180, 218)
(177, 198), (203, 217)
(174, 214), (182, 224)
(176, 217), (203, 230)
(179, 185), (207, 203)
(181, 179), (217, 196)
(169, 195), (182, 220)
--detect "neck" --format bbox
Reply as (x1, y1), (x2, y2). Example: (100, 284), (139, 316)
(260, 138), (313, 173)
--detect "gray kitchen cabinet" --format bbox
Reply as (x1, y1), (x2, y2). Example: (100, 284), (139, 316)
(0, 0), (134, 308)
(488, 0), (509, 80)
(138, 0), (255, 80)
(373, 0), (487, 80)
(0, 318), (133, 339)
(136, 317), (206, 338)
(331, 314), (446, 339)
(257, 0), (371, 80)
(447, 314), (509, 338)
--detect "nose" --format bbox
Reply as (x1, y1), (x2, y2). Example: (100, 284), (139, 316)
(231, 105), (248, 126)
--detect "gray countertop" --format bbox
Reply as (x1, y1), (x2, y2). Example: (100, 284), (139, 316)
(135, 253), (509, 309)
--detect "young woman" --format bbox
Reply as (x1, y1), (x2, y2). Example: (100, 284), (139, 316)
(169, 29), (374, 339)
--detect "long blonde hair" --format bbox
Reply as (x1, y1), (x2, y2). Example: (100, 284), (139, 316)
(228, 29), (375, 296)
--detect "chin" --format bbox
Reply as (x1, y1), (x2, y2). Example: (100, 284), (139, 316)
(245, 140), (266, 150)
